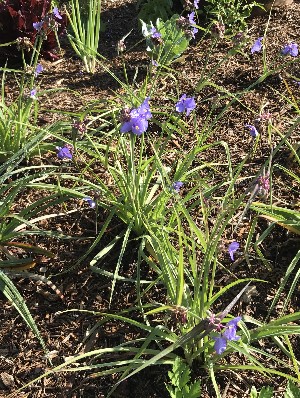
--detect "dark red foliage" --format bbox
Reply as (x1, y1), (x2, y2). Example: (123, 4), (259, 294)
(0, 0), (67, 60)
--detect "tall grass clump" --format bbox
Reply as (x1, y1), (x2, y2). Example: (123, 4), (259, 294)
(4, 1), (300, 397)
(66, 0), (102, 73)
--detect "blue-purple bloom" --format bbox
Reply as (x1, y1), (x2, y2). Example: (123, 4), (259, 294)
(150, 27), (161, 39)
(176, 94), (196, 116)
(194, 0), (199, 9)
(228, 241), (239, 261)
(30, 88), (37, 99)
(245, 124), (259, 138)
(53, 6), (62, 19)
(251, 37), (263, 54)
(281, 43), (298, 57)
(213, 316), (241, 354)
(120, 97), (152, 136)
(152, 60), (158, 67)
(34, 63), (43, 77)
(188, 12), (198, 38)
(33, 21), (44, 32)
(83, 197), (96, 208)
(56, 145), (73, 160)
(172, 181), (184, 193)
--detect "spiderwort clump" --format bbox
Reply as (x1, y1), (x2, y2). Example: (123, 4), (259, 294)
(245, 124), (259, 138)
(228, 241), (239, 261)
(120, 98), (152, 136)
(251, 37), (263, 54)
(176, 94), (196, 116)
(281, 43), (298, 57)
(172, 181), (184, 193)
(213, 317), (242, 354)
(56, 144), (73, 160)
(83, 197), (96, 209)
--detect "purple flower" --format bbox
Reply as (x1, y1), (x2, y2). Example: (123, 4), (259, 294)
(194, 0), (199, 9)
(251, 37), (263, 54)
(83, 197), (96, 208)
(228, 241), (239, 261)
(152, 60), (158, 67)
(120, 97), (152, 135)
(176, 94), (196, 116)
(150, 27), (161, 39)
(53, 6), (62, 20)
(213, 316), (241, 354)
(293, 80), (300, 87)
(33, 21), (44, 32)
(30, 88), (37, 99)
(188, 12), (198, 38)
(282, 43), (298, 57)
(188, 11), (196, 25)
(56, 145), (73, 160)
(172, 181), (183, 193)
(245, 124), (259, 138)
(213, 336), (227, 355)
(34, 63), (43, 77)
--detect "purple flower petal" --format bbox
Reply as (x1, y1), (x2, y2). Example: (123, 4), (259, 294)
(282, 43), (298, 57)
(34, 63), (43, 77)
(33, 21), (44, 31)
(56, 146), (73, 160)
(228, 241), (239, 261)
(172, 181), (183, 193)
(53, 6), (62, 19)
(213, 336), (227, 354)
(30, 88), (37, 99)
(227, 316), (242, 327)
(83, 197), (96, 208)
(176, 94), (196, 116)
(251, 37), (263, 54)
(245, 124), (259, 138)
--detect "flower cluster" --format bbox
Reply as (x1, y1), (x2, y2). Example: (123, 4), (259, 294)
(176, 94), (196, 116)
(120, 98), (152, 135)
(251, 37), (298, 57)
(183, 0), (199, 11)
(177, 12), (198, 39)
(257, 173), (270, 198)
(282, 43), (298, 57)
(211, 21), (225, 39)
(213, 317), (242, 354)
(33, 7), (63, 34)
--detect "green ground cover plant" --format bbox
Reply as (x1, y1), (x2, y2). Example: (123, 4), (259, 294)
(0, 0), (299, 396)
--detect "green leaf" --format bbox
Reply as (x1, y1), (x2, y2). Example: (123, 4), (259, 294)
(285, 381), (300, 398)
